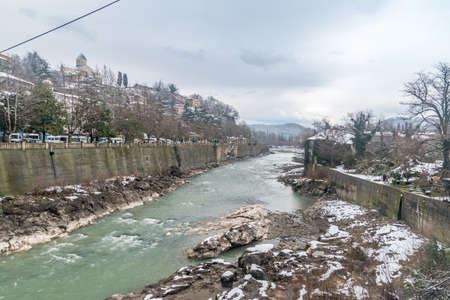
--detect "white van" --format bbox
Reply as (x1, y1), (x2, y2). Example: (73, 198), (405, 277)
(9, 133), (22, 143)
(47, 136), (64, 143)
(23, 133), (42, 143)
(71, 136), (89, 143)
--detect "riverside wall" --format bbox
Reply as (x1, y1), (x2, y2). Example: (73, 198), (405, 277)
(321, 167), (450, 244)
(0, 143), (267, 195)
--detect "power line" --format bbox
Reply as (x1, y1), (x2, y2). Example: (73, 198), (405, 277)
(0, 0), (121, 54)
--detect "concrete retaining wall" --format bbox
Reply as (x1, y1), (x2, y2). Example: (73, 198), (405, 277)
(323, 167), (450, 243)
(0, 143), (267, 195)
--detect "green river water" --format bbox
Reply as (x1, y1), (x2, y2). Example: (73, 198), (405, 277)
(0, 148), (312, 300)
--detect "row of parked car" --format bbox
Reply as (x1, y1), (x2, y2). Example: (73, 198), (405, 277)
(8, 133), (125, 144)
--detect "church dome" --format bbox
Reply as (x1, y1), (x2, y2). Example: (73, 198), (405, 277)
(76, 53), (87, 67)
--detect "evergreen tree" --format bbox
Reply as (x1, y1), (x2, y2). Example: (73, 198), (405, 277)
(168, 83), (178, 93)
(22, 51), (51, 83)
(117, 71), (122, 87)
(123, 73), (128, 88)
(347, 111), (377, 158)
(27, 85), (67, 141)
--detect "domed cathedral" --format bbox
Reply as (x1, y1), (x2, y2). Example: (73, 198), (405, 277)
(76, 53), (87, 67)
(61, 53), (101, 87)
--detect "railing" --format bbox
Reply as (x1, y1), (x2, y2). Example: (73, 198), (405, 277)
(0, 141), (253, 150)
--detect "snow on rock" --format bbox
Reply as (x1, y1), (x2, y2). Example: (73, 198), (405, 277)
(121, 176), (137, 186)
(64, 185), (88, 194)
(363, 223), (424, 285)
(257, 280), (270, 297)
(143, 294), (162, 300)
(410, 160), (442, 175)
(222, 271), (234, 277)
(298, 285), (307, 300)
(218, 282), (247, 300)
(321, 224), (350, 241)
(279, 270), (293, 277)
(320, 261), (343, 281)
(211, 258), (231, 265)
(246, 243), (274, 253)
(45, 186), (63, 193)
(321, 200), (367, 222)
(353, 285), (369, 299)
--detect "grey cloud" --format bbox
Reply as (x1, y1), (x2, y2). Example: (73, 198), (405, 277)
(18, 8), (38, 19)
(46, 16), (97, 42)
(164, 46), (206, 62)
(240, 50), (288, 67)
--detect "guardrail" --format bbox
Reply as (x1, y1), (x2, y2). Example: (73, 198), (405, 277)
(0, 141), (252, 150)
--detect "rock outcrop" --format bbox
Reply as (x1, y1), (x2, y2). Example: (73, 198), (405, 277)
(186, 205), (271, 259)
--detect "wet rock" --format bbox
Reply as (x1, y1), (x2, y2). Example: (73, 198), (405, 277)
(249, 264), (265, 279)
(220, 270), (236, 287)
(238, 246), (275, 270)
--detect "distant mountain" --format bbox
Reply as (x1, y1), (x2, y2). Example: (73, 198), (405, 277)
(249, 123), (308, 138)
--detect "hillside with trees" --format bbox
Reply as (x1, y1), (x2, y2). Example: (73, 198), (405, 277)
(0, 51), (251, 143)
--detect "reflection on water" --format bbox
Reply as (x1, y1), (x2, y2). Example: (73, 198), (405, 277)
(0, 147), (311, 300)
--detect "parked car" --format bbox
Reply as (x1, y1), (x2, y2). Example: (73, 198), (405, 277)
(147, 137), (158, 143)
(111, 137), (124, 144)
(9, 133), (22, 143)
(98, 137), (108, 144)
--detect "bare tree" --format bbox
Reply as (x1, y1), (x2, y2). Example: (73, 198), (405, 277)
(403, 63), (450, 171)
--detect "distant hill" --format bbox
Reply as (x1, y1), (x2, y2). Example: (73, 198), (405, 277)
(382, 116), (421, 130)
(249, 123), (308, 138)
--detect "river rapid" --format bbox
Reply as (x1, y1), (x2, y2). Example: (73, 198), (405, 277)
(0, 147), (312, 300)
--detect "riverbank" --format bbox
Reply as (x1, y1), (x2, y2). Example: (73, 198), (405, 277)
(106, 151), (437, 300)
(0, 167), (198, 256)
(107, 196), (429, 299)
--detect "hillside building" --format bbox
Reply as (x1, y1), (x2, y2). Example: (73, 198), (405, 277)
(61, 54), (101, 87)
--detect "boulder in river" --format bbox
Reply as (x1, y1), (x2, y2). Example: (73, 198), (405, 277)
(186, 206), (271, 259)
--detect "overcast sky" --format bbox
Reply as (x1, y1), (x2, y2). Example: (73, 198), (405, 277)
(2, 0), (450, 125)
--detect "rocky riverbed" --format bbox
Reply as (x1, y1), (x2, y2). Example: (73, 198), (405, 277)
(0, 166), (213, 256)
(107, 153), (431, 300)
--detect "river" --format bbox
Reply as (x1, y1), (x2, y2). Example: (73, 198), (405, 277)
(0, 147), (311, 300)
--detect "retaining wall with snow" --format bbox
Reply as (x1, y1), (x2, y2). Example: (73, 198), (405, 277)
(322, 167), (450, 244)
(0, 143), (267, 195)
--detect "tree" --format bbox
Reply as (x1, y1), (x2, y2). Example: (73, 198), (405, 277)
(27, 85), (67, 141)
(22, 51), (51, 83)
(168, 83), (178, 93)
(403, 63), (450, 171)
(123, 73), (128, 88)
(83, 103), (115, 139)
(347, 111), (377, 158)
(153, 80), (165, 92)
(117, 71), (122, 87)
(112, 109), (142, 143)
